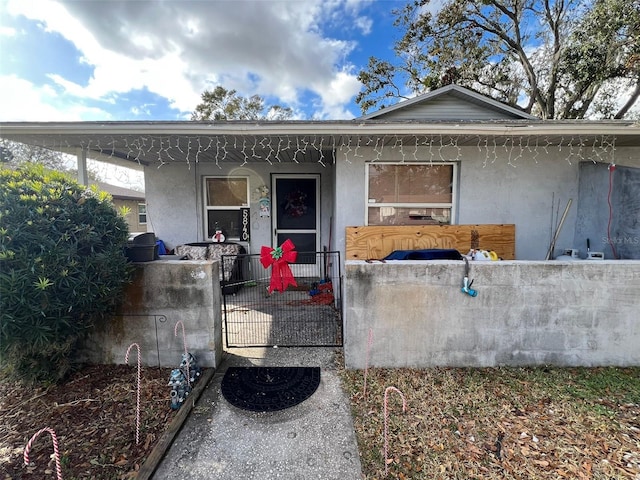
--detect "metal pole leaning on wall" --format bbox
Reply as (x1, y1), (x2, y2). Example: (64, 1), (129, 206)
(545, 198), (573, 260)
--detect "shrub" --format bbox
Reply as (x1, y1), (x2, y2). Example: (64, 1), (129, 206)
(0, 164), (132, 384)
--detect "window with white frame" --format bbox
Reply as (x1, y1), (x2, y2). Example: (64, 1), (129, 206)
(138, 203), (147, 225)
(366, 163), (456, 225)
(204, 176), (249, 240)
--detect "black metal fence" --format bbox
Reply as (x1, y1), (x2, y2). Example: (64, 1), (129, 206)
(221, 251), (342, 348)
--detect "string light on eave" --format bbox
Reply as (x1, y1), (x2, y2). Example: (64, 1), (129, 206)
(342, 136), (353, 163)
(22, 133), (622, 169)
(317, 137), (326, 167)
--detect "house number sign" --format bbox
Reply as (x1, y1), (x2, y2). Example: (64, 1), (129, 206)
(241, 208), (250, 242)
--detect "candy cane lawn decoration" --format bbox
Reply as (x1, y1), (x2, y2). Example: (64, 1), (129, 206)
(174, 320), (190, 386)
(24, 427), (63, 480)
(383, 386), (407, 477)
(125, 342), (141, 445)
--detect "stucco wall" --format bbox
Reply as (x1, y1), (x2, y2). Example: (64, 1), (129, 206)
(143, 144), (640, 262)
(334, 145), (640, 261)
(79, 260), (222, 368)
(344, 260), (640, 369)
(145, 163), (199, 249)
(144, 161), (334, 254)
(334, 145), (577, 261)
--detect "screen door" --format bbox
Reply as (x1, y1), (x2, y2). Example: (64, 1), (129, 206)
(273, 175), (319, 265)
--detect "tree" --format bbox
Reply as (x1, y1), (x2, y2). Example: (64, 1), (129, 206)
(0, 139), (108, 183)
(0, 139), (69, 170)
(356, 0), (640, 119)
(0, 164), (132, 384)
(191, 86), (293, 120)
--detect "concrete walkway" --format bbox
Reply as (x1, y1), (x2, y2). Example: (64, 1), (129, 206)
(153, 347), (362, 479)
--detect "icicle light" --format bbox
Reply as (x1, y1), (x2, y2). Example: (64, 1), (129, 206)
(13, 133), (621, 168)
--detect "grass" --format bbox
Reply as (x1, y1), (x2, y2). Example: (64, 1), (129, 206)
(340, 365), (640, 479)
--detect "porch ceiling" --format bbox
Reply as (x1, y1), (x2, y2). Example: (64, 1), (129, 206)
(1, 120), (639, 167)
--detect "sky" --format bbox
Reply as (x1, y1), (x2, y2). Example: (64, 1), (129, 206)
(0, 0), (425, 122)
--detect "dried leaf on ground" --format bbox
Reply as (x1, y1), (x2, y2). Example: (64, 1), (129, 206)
(1, 365), (179, 479)
(341, 366), (640, 479)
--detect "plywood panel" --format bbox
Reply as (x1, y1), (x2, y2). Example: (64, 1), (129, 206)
(345, 224), (516, 260)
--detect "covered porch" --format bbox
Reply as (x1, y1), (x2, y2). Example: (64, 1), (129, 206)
(2, 119), (640, 262)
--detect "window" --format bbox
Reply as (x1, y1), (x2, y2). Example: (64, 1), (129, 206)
(138, 203), (147, 225)
(366, 163), (456, 225)
(204, 177), (249, 240)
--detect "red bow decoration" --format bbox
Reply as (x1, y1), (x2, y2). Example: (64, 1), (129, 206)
(260, 239), (298, 293)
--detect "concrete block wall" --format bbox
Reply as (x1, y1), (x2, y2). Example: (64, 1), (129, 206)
(79, 260), (222, 368)
(344, 260), (640, 369)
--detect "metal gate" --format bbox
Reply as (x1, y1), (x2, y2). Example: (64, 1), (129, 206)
(221, 251), (342, 348)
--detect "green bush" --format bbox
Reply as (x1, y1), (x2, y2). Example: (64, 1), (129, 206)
(0, 164), (132, 384)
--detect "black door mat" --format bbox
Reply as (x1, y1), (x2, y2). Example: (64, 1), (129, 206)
(221, 366), (321, 412)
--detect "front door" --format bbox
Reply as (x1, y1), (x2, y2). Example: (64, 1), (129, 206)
(272, 174), (319, 265)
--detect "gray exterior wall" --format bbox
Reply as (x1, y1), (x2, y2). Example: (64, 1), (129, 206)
(333, 145), (640, 261)
(344, 260), (640, 369)
(144, 161), (334, 255)
(142, 142), (639, 262)
(145, 162), (199, 249)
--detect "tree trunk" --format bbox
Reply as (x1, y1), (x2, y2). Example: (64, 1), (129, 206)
(614, 79), (640, 119)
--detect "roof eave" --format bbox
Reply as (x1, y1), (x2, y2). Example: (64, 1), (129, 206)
(1, 120), (638, 138)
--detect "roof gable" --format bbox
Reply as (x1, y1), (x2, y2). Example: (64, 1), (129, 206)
(358, 84), (536, 121)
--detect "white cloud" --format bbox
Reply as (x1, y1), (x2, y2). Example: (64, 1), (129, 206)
(354, 16), (374, 35)
(418, 0), (448, 17)
(3, 0), (368, 120)
(0, 75), (107, 121)
(130, 102), (156, 118)
(0, 26), (17, 36)
(313, 69), (363, 119)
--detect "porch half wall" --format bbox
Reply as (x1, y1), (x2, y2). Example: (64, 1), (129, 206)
(79, 260), (222, 369)
(344, 260), (640, 369)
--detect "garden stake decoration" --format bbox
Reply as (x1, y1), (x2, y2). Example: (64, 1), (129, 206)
(24, 427), (63, 480)
(124, 342), (141, 445)
(168, 368), (189, 410)
(363, 328), (374, 400)
(167, 322), (202, 410)
(260, 239), (297, 293)
(174, 320), (190, 387)
(383, 386), (407, 477)
(168, 354), (201, 410)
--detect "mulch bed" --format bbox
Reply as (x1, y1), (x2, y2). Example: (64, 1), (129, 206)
(1, 364), (177, 479)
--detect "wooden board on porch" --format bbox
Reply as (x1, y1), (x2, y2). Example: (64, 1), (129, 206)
(345, 224), (516, 260)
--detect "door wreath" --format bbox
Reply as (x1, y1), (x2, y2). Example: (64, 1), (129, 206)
(284, 189), (308, 218)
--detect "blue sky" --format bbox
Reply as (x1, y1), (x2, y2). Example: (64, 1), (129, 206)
(0, 0), (424, 122)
